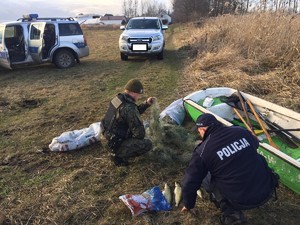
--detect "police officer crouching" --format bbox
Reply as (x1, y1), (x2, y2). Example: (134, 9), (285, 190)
(101, 79), (155, 166)
(181, 113), (279, 224)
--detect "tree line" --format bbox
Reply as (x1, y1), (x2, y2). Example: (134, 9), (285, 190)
(122, 0), (299, 22)
(172, 0), (299, 22)
(122, 0), (168, 18)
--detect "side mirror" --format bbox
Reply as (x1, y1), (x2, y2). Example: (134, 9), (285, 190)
(162, 25), (168, 30)
(120, 25), (125, 30)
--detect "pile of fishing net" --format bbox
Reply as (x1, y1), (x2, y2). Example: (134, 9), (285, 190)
(146, 101), (197, 164)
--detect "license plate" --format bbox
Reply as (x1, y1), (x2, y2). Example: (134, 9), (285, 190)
(132, 44), (147, 51)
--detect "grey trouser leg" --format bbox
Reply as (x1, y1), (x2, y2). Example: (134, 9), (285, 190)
(202, 172), (224, 207)
(202, 173), (244, 217)
(115, 138), (152, 159)
(202, 172), (212, 192)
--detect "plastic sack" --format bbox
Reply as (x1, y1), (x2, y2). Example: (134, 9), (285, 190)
(203, 97), (214, 107)
(119, 186), (171, 216)
(49, 122), (103, 151)
(159, 98), (186, 125)
(208, 103), (235, 121)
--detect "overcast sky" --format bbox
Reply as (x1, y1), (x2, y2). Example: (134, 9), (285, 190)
(0, 0), (172, 22)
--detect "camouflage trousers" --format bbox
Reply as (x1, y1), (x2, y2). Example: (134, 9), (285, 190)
(114, 138), (153, 159)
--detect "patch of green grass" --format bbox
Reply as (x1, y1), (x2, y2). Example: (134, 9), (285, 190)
(0, 180), (12, 197)
(22, 168), (66, 187)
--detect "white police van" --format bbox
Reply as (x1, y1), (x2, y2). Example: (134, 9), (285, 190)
(0, 14), (89, 69)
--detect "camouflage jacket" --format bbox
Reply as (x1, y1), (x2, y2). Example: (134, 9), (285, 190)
(112, 93), (150, 139)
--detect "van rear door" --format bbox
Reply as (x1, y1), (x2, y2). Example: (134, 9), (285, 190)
(0, 24), (12, 69)
(28, 22), (46, 62)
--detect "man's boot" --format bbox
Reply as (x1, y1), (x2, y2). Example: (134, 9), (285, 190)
(110, 154), (129, 166)
(219, 210), (246, 225)
(219, 201), (246, 225)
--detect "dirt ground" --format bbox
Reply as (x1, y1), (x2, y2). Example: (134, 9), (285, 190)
(0, 23), (299, 225)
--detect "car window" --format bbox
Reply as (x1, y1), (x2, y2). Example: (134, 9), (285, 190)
(4, 26), (15, 38)
(127, 19), (160, 30)
(127, 20), (139, 29)
(30, 24), (43, 40)
(146, 20), (159, 29)
(58, 23), (83, 36)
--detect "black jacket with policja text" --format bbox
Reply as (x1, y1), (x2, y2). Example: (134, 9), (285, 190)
(182, 123), (274, 209)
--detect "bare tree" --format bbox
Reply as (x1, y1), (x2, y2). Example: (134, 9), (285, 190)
(142, 0), (166, 16)
(293, 0), (299, 12)
(122, 0), (128, 17)
(123, 0), (169, 17)
(140, 0), (145, 15)
(133, 0), (139, 17)
(122, 0), (135, 18)
(128, 0), (134, 17)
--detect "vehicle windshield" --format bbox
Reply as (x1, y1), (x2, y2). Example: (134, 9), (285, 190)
(126, 19), (160, 30)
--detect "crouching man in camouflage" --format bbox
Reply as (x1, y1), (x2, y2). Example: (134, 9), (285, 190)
(101, 79), (155, 166)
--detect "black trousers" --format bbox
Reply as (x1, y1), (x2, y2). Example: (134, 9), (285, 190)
(201, 172), (276, 212)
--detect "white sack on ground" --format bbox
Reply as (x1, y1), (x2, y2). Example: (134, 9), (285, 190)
(49, 122), (103, 151)
(159, 98), (186, 125)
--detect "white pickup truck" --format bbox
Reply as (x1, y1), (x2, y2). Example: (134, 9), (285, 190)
(119, 17), (168, 60)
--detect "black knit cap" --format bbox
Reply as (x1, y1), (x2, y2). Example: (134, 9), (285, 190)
(124, 79), (144, 94)
(196, 113), (218, 127)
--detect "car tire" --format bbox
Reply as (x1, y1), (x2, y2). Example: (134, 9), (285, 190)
(157, 50), (164, 60)
(54, 49), (75, 68)
(121, 53), (128, 61)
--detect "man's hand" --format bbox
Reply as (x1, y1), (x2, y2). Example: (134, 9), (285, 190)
(181, 206), (197, 215)
(181, 206), (189, 213)
(146, 97), (156, 105)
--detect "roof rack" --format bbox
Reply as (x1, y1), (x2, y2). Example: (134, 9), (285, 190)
(17, 14), (75, 22)
(37, 17), (74, 21)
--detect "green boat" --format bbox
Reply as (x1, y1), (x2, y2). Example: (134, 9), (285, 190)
(183, 87), (300, 195)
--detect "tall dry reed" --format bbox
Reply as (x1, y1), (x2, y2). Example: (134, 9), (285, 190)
(179, 12), (300, 112)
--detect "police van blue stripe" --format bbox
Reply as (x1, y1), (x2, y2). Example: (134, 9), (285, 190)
(0, 51), (6, 59)
(74, 42), (85, 48)
(28, 47), (39, 54)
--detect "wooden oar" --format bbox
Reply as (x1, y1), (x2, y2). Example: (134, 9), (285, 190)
(246, 99), (279, 150)
(236, 114), (299, 148)
(237, 90), (253, 131)
(232, 108), (256, 136)
(222, 94), (300, 147)
(256, 112), (300, 145)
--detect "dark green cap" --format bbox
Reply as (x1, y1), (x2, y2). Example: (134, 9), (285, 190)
(124, 79), (144, 94)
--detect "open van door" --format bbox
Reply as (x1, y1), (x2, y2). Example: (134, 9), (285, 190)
(0, 24), (12, 69)
(28, 22), (46, 63)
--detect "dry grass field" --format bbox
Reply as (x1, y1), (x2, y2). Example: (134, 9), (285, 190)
(0, 13), (299, 225)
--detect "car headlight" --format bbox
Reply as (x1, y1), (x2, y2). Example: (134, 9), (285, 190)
(121, 35), (129, 41)
(152, 35), (162, 41)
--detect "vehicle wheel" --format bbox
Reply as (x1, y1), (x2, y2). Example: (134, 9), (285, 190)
(54, 49), (75, 68)
(121, 53), (128, 61)
(157, 50), (164, 60)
